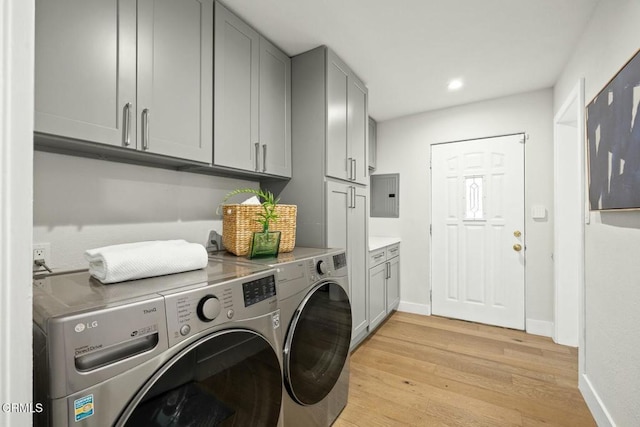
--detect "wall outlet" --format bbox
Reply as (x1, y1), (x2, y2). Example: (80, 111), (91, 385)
(33, 243), (51, 272)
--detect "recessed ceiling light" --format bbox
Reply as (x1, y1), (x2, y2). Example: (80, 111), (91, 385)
(448, 79), (463, 91)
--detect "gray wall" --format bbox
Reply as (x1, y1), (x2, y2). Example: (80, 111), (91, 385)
(554, 0), (640, 425)
(34, 151), (256, 271)
(370, 89), (554, 331)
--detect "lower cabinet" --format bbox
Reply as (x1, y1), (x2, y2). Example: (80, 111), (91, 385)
(368, 243), (400, 333)
(326, 181), (368, 349)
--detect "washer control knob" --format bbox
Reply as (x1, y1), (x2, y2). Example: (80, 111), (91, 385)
(197, 295), (221, 322)
(316, 260), (328, 275)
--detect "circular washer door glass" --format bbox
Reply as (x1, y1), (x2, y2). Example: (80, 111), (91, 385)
(284, 281), (352, 405)
(122, 329), (282, 427)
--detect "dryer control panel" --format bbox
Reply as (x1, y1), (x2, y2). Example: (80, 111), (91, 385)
(162, 269), (278, 347)
(308, 251), (348, 282)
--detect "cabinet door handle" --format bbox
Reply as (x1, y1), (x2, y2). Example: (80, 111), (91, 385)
(122, 103), (132, 147)
(262, 144), (267, 172)
(386, 262), (390, 279)
(141, 108), (150, 150)
(351, 186), (357, 209)
(255, 143), (260, 172)
(352, 158), (357, 180)
(348, 157), (353, 180)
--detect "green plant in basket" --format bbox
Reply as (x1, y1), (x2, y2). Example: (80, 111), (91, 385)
(220, 188), (280, 232)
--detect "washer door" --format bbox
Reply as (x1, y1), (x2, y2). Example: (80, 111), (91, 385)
(284, 281), (352, 405)
(119, 329), (282, 427)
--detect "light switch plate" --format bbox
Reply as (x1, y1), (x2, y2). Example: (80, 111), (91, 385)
(531, 205), (547, 219)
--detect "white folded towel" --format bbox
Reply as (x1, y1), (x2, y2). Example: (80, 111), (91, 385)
(85, 240), (208, 284)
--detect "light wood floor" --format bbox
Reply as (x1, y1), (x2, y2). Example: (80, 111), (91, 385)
(334, 311), (595, 427)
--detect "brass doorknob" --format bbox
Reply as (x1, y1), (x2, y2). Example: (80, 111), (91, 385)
(514, 230), (522, 237)
(513, 243), (522, 252)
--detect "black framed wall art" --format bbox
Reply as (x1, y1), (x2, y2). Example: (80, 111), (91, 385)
(587, 48), (640, 211)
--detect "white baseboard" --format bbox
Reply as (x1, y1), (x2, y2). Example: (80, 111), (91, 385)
(397, 301), (431, 316)
(526, 318), (553, 337)
(580, 374), (615, 426)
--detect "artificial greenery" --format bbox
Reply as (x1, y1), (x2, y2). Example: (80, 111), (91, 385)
(220, 188), (280, 232)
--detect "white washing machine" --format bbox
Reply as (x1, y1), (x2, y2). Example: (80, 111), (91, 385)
(33, 259), (284, 426)
(210, 248), (352, 426)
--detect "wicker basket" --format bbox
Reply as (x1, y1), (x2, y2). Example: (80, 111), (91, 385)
(222, 204), (297, 256)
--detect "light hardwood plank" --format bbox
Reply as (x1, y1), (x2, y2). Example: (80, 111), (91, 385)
(334, 312), (595, 427)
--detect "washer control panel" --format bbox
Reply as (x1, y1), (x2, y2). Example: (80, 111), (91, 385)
(162, 269), (277, 347)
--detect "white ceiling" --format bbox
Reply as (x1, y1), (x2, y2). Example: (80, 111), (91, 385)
(221, 0), (599, 122)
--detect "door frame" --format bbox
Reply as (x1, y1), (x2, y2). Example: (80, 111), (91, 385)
(553, 79), (585, 350)
(429, 133), (526, 329)
(0, 0), (35, 424)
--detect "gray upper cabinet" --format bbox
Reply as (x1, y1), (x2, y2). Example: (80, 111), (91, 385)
(137, 0), (213, 162)
(259, 38), (292, 177)
(35, 0), (136, 148)
(214, 2), (291, 178)
(326, 50), (368, 185)
(35, 0), (213, 164)
(213, 2), (259, 172)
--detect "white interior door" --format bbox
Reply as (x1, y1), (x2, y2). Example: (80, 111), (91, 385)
(431, 134), (525, 329)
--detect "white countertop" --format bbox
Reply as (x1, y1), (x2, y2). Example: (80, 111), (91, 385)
(369, 236), (401, 251)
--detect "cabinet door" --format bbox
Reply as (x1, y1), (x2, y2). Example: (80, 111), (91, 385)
(35, 0), (136, 148)
(214, 2), (259, 171)
(368, 117), (377, 170)
(326, 50), (350, 181)
(259, 38), (291, 177)
(137, 0), (213, 163)
(326, 181), (348, 250)
(349, 186), (368, 344)
(326, 181), (368, 346)
(386, 256), (400, 312)
(369, 263), (387, 331)
(349, 74), (368, 184)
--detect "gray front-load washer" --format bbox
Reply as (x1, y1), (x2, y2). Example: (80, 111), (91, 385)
(33, 259), (284, 426)
(210, 247), (352, 426)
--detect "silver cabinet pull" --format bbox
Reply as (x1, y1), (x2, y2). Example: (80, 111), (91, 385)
(255, 143), (260, 172)
(348, 157), (353, 180)
(349, 186), (356, 209)
(122, 103), (132, 146)
(352, 158), (357, 180)
(141, 108), (150, 150)
(262, 144), (267, 172)
(386, 262), (391, 279)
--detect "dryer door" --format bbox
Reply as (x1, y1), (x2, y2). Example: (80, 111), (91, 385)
(284, 281), (352, 405)
(118, 329), (282, 427)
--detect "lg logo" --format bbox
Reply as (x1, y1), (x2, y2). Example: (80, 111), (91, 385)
(74, 321), (98, 333)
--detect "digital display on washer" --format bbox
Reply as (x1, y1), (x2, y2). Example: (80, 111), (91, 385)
(333, 253), (347, 270)
(242, 275), (277, 307)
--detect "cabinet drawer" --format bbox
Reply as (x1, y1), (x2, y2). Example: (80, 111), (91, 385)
(386, 244), (400, 259)
(369, 249), (386, 268)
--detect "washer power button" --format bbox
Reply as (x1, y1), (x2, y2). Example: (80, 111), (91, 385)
(180, 324), (191, 336)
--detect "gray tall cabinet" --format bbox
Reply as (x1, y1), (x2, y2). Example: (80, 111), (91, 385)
(34, 0), (213, 163)
(273, 46), (369, 348)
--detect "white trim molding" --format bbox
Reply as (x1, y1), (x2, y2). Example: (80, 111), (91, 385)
(526, 318), (554, 338)
(0, 0), (35, 425)
(552, 78), (585, 347)
(398, 301), (431, 316)
(580, 374), (615, 427)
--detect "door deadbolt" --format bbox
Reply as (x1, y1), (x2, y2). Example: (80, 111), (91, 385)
(514, 230), (522, 237)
